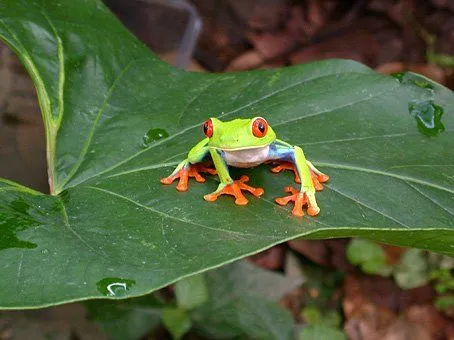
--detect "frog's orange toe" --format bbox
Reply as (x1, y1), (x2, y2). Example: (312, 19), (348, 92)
(317, 173), (330, 183)
(160, 176), (175, 185)
(310, 171), (330, 191)
(270, 161), (329, 191)
(204, 175), (263, 205)
(161, 164), (216, 191)
(270, 162), (301, 183)
(275, 186), (319, 217)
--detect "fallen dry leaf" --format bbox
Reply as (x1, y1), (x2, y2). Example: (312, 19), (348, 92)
(288, 239), (329, 266)
(226, 50), (264, 71)
(248, 245), (285, 270)
(290, 30), (379, 65)
(246, 32), (298, 60)
(404, 304), (447, 339)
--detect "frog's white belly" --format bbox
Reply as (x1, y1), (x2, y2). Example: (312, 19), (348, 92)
(223, 145), (270, 168)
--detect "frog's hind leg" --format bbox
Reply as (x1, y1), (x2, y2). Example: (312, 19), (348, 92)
(269, 141), (327, 216)
(306, 160), (330, 184)
(269, 142), (329, 191)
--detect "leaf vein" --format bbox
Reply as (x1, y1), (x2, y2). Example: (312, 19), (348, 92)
(16, 252), (24, 287)
(57, 59), (138, 191)
(40, 8), (65, 128)
(404, 181), (454, 217)
(299, 131), (453, 146)
(316, 162), (454, 194)
(176, 77), (217, 126)
(86, 185), (276, 239)
(273, 86), (397, 128)
(58, 197), (107, 258)
(325, 184), (410, 228)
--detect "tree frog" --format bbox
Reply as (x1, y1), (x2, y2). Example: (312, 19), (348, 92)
(161, 117), (329, 217)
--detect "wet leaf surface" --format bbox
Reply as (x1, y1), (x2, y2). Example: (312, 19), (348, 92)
(0, 0), (453, 308)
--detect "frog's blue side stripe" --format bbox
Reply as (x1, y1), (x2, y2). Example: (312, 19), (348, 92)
(268, 141), (295, 162)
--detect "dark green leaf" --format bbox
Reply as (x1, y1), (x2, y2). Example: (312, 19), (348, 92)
(394, 249), (430, 289)
(299, 325), (346, 340)
(0, 0), (453, 308)
(192, 261), (295, 340)
(346, 239), (392, 276)
(84, 295), (162, 340)
(435, 295), (454, 311)
(175, 273), (209, 310)
(161, 308), (192, 340)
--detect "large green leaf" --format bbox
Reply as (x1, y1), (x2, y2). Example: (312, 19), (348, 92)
(0, 0), (453, 308)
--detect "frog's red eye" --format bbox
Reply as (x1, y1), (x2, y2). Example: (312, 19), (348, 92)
(203, 119), (213, 138)
(252, 117), (268, 138)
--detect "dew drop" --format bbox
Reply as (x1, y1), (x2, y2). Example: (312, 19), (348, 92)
(142, 128), (169, 147)
(392, 71), (435, 90)
(408, 100), (445, 137)
(96, 277), (136, 297)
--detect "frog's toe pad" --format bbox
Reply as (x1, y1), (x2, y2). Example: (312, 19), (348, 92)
(317, 173), (330, 183)
(275, 186), (320, 217)
(204, 175), (264, 205)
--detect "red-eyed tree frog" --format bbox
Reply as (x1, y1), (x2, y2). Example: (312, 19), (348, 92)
(161, 117), (329, 217)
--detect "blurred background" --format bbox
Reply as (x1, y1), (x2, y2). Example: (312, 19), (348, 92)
(0, 0), (453, 339)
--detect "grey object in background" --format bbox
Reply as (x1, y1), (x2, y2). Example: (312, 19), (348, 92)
(106, 0), (202, 69)
(144, 0), (202, 68)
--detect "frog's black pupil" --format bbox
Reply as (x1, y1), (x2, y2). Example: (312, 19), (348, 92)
(258, 122), (265, 133)
(203, 123), (208, 134)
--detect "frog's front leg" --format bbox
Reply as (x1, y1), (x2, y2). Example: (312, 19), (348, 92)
(161, 139), (216, 192)
(203, 149), (264, 205)
(271, 142), (325, 217)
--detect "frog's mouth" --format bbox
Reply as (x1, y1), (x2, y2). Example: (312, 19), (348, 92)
(212, 143), (272, 152)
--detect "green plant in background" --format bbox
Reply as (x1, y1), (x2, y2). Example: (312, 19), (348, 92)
(347, 239), (454, 292)
(87, 261), (301, 339)
(346, 239), (393, 276)
(0, 0), (453, 309)
(347, 239), (433, 289)
(430, 257), (454, 317)
(299, 325), (346, 340)
(298, 259), (346, 340)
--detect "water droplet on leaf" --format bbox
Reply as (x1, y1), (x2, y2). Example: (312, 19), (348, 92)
(408, 100), (445, 137)
(96, 277), (136, 297)
(0, 198), (38, 251)
(142, 128), (169, 147)
(392, 72), (433, 89)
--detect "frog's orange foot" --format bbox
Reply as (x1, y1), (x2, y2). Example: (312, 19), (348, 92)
(204, 175), (264, 205)
(275, 186), (320, 217)
(310, 171), (329, 191)
(160, 164), (217, 192)
(270, 161), (329, 191)
(270, 161), (301, 183)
